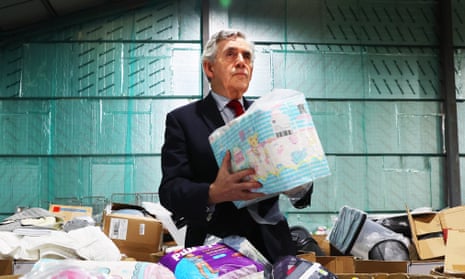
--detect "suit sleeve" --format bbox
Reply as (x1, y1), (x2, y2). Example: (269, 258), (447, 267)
(158, 111), (211, 224)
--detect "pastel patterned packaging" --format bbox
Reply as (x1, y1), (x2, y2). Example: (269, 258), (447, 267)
(22, 259), (175, 279)
(209, 89), (331, 208)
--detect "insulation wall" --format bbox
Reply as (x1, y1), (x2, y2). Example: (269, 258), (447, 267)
(1, 0), (465, 231)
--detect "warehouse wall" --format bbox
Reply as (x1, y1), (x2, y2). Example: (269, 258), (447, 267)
(0, 0), (464, 232)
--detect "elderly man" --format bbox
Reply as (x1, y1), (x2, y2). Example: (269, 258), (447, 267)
(159, 29), (298, 263)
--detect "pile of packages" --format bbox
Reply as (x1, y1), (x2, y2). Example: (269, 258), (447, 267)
(0, 207), (121, 261)
(328, 205), (465, 277)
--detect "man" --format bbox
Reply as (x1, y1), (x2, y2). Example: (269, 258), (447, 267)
(158, 29), (297, 263)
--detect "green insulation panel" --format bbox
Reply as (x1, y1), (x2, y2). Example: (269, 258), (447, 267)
(1, 0), (465, 232)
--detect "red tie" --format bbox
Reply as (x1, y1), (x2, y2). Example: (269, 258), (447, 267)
(227, 100), (245, 117)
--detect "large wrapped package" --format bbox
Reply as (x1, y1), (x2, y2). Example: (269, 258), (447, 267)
(159, 243), (264, 279)
(209, 89), (330, 208)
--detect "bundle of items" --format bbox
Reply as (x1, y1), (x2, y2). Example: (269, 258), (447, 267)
(329, 205), (411, 261)
(0, 207), (63, 234)
(0, 207), (120, 261)
(159, 243), (265, 279)
(209, 89), (330, 208)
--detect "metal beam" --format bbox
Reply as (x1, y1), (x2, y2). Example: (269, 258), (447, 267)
(201, 0), (210, 97)
(439, 0), (461, 206)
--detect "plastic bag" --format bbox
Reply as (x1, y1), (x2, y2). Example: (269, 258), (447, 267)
(21, 260), (111, 279)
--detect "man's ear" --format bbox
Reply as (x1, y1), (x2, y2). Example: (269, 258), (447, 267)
(203, 61), (214, 80)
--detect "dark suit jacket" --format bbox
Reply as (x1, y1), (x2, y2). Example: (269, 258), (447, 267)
(159, 93), (296, 263)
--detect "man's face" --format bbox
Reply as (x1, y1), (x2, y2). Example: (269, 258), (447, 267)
(205, 36), (254, 99)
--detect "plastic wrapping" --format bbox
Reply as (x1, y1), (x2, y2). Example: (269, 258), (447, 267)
(159, 242), (264, 279)
(209, 89), (330, 208)
(21, 259), (175, 279)
(21, 260), (111, 279)
(329, 206), (410, 260)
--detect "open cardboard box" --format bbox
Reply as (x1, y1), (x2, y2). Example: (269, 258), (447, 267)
(49, 204), (93, 222)
(406, 207), (445, 260)
(438, 206), (465, 274)
(407, 205), (465, 275)
(102, 203), (164, 262)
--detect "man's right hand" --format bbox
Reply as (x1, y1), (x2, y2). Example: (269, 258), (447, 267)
(208, 150), (265, 204)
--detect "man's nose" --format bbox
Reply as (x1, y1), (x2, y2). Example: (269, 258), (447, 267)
(235, 53), (246, 66)
(237, 53), (245, 61)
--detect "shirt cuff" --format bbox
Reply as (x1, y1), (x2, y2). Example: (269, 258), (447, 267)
(206, 204), (216, 222)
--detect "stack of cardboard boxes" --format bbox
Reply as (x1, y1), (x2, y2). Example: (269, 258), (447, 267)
(407, 205), (465, 276)
(2, 203), (464, 278)
(300, 205), (465, 277)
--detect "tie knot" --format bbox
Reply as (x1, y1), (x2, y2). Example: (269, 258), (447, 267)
(227, 100), (244, 117)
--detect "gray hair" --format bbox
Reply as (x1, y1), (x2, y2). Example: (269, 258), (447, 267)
(201, 29), (255, 64)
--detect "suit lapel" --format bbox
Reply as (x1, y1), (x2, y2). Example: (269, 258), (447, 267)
(198, 93), (254, 133)
(198, 93), (225, 133)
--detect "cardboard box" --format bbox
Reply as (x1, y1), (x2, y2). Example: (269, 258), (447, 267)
(0, 260), (12, 276)
(438, 206), (465, 242)
(297, 254), (355, 273)
(297, 254), (408, 274)
(406, 207), (445, 260)
(313, 234), (330, 256)
(0, 259), (34, 276)
(355, 260), (408, 273)
(49, 204), (93, 222)
(103, 213), (163, 262)
(320, 256), (356, 273)
(443, 229), (465, 274)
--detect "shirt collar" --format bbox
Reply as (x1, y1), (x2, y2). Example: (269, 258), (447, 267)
(210, 91), (244, 111)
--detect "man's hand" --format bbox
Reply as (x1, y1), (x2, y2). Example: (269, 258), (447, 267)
(208, 151), (265, 204)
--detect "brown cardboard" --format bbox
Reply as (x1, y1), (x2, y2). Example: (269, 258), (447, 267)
(297, 254), (410, 274)
(297, 254), (356, 273)
(319, 256), (355, 273)
(439, 206), (465, 243)
(103, 213), (163, 262)
(313, 234), (331, 256)
(0, 260), (12, 276)
(431, 265), (465, 278)
(354, 260), (409, 273)
(297, 252), (316, 262)
(406, 207), (445, 260)
(444, 229), (465, 274)
(49, 204), (92, 222)
(438, 206), (465, 229)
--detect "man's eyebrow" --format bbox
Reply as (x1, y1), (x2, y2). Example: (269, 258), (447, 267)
(224, 47), (251, 54)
